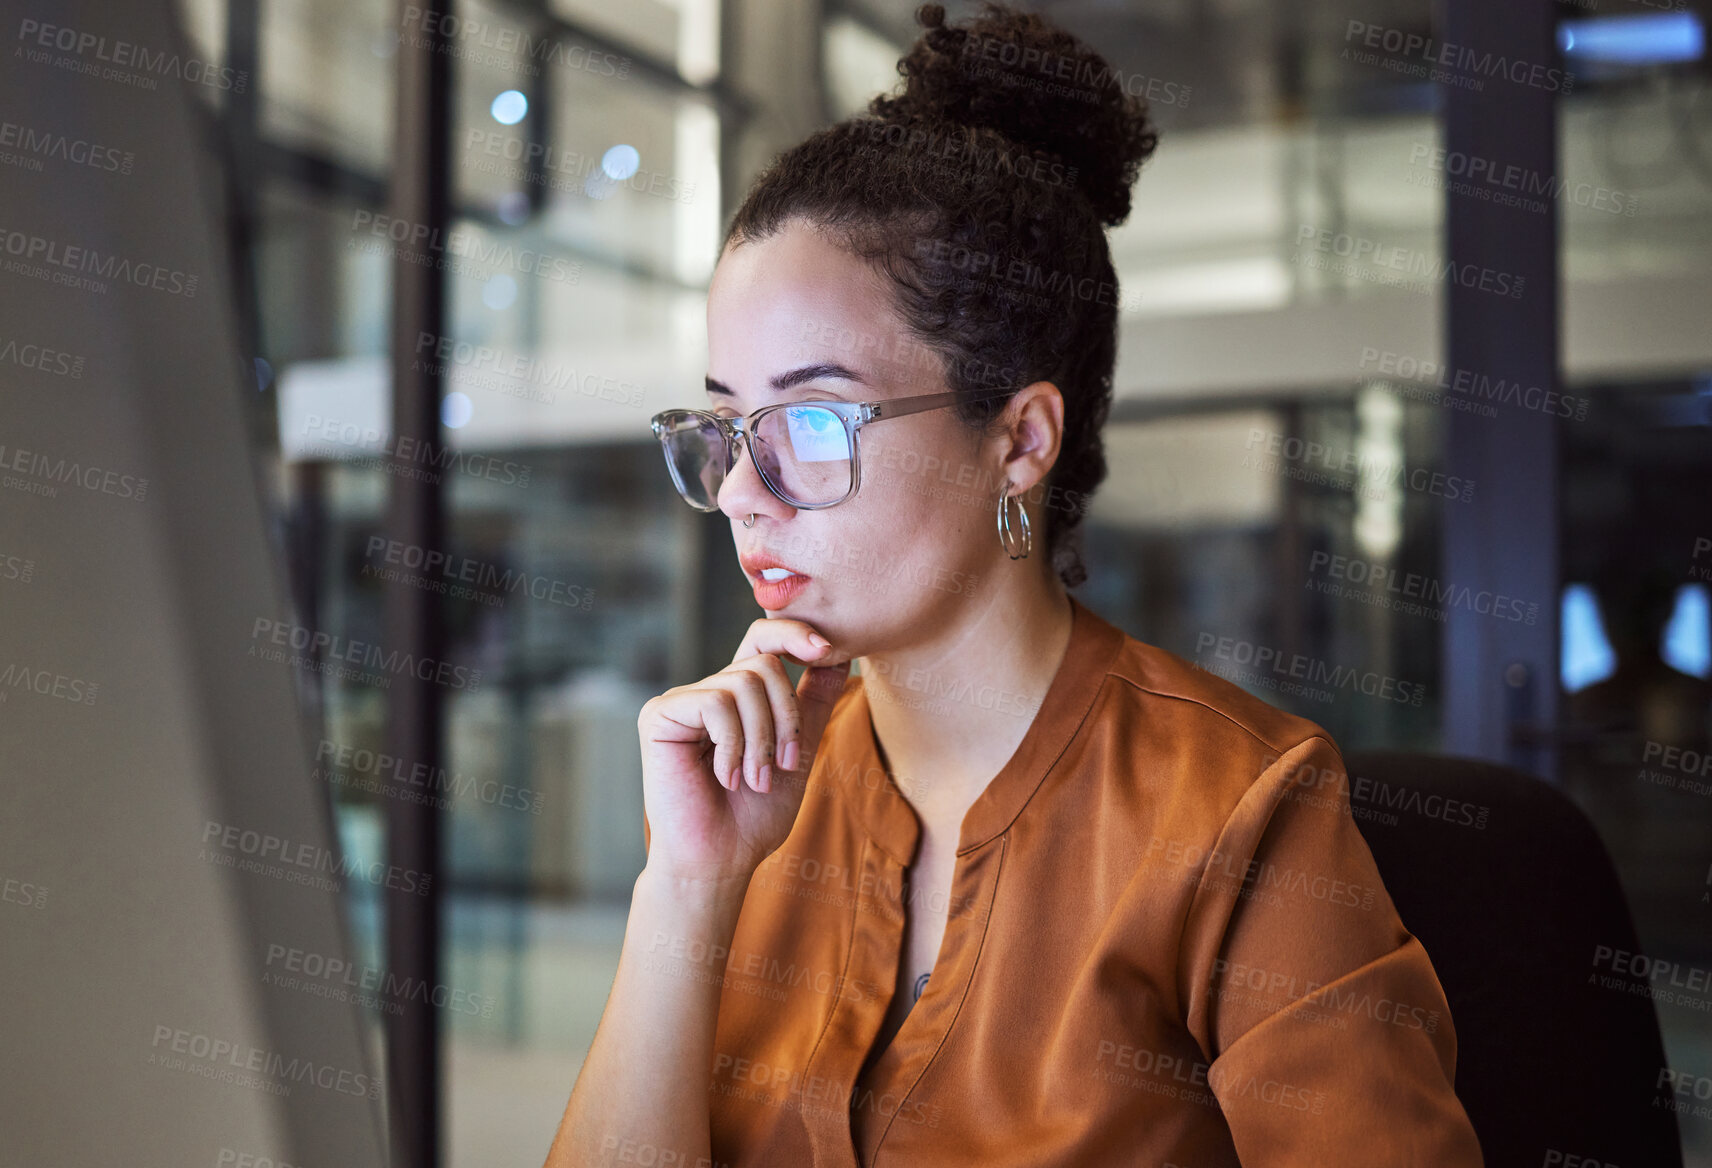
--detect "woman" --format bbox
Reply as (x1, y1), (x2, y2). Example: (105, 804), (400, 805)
(547, 4), (1483, 1165)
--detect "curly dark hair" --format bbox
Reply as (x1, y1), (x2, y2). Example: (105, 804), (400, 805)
(722, 1), (1159, 588)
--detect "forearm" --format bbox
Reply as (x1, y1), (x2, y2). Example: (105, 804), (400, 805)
(544, 865), (751, 1168)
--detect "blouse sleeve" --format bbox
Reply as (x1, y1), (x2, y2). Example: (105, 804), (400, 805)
(1179, 734), (1485, 1165)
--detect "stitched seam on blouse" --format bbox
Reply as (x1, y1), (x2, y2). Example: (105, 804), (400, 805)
(1207, 932), (1427, 1065)
(1171, 734), (1340, 1060)
(1106, 669), (1326, 758)
(960, 672), (1119, 854)
(870, 832), (1007, 1161)
(802, 832), (871, 1168)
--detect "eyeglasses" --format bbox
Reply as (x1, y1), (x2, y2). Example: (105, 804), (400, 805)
(650, 390), (1006, 511)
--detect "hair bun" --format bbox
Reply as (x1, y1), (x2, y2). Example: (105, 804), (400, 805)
(869, 2), (1159, 227)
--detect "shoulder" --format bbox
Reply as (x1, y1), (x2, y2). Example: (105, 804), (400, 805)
(1086, 626), (1347, 818)
(1103, 631), (1337, 753)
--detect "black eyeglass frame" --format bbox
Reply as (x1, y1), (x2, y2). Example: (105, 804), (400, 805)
(649, 389), (1011, 511)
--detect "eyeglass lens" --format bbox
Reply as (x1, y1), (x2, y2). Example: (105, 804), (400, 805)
(657, 406), (854, 509)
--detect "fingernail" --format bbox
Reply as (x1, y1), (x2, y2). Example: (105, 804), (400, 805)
(759, 763), (772, 791)
(781, 740), (799, 770)
(808, 634), (831, 649)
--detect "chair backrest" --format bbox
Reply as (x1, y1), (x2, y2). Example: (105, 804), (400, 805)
(1343, 750), (1683, 1168)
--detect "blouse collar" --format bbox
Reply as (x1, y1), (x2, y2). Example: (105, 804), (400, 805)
(820, 595), (1128, 867)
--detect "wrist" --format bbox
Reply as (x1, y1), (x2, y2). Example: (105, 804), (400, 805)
(636, 861), (755, 910)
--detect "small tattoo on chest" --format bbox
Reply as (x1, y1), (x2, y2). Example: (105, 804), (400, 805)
(912, 972), (930, 1002)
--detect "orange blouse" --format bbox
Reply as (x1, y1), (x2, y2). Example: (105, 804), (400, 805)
(686, 596), (1483, 1166)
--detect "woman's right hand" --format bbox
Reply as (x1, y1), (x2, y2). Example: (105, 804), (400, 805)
(637, 619), (853, 886)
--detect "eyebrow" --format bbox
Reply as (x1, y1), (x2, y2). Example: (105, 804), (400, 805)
(705, 361), (866, 399)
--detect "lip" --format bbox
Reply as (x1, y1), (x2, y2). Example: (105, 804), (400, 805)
(739, 549), (812, 610)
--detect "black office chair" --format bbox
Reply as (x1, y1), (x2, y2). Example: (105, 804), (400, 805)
(1343, 751), (1683, 1168)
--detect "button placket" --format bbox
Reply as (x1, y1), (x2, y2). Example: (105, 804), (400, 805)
(801, 838), (906, 1168)
(859, 836), (1006, 1167)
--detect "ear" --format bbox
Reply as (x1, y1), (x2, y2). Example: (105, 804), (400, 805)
(990, 381), (1065, 497)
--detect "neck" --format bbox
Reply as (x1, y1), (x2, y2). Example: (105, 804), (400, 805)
(856, 559), (1075, 837)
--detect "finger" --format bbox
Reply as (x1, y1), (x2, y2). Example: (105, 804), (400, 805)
(644, 686), (752, 792)
(724, 653), (798, 792)
(730, 617), (833, 670)
(698, 688), (747, 792)
(707, 667), (776, 792)
(791, 659), (854, 775)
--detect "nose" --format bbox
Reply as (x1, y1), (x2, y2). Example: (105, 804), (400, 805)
(717, 429), (795, 526)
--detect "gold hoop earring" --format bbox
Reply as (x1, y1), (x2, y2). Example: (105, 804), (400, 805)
(744, 514), (757, 528)
(996, 481), (1032, 560)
